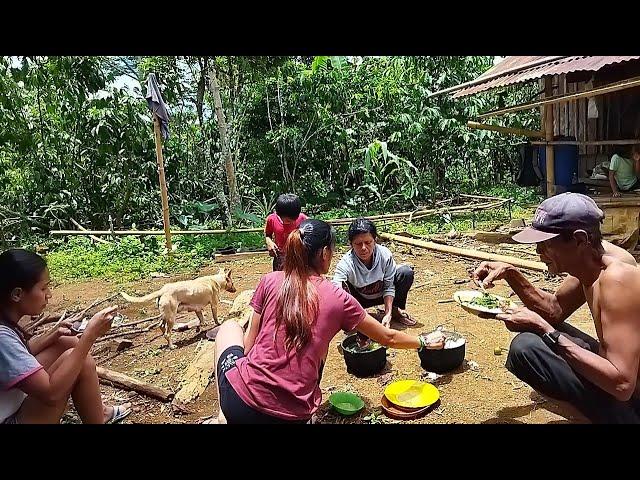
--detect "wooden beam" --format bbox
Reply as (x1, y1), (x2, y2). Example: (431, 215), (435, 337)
(378, 232), (548, 272)
(544, 77), (556, 197)
(50, 228), (264, 236)
(478, 76), (640, 119)
(459, 194), (511, 201)
(467, 121), (545, 138)
(594, 199), (640, 208)
(531, 139), (640, 146)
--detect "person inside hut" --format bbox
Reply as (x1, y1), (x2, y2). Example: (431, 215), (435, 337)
(608, 144), (640, 197)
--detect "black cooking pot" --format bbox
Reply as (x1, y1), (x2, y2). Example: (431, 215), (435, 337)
(418, 330), (466, 374)
(341, 334), (387, 377)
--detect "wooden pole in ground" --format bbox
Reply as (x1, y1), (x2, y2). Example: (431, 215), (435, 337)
(152, 112), (172, 256)
(544, 77), (556, 197)
(379, 232), (548, 272)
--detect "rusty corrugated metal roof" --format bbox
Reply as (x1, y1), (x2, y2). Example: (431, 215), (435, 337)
(474, 56), (548, 80)
(451, 56), (640, 98)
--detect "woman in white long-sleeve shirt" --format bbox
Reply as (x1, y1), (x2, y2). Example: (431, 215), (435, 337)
(332, 219), (416, 328)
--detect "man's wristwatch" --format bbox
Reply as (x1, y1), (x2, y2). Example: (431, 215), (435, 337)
(541, 330), (562, 352)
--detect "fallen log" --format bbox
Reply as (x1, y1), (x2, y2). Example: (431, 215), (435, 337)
(96, 366), (174, 402)
(227, 289), (255, 328)
(172, 341), (217, 411)
(379, 232), (547, 272)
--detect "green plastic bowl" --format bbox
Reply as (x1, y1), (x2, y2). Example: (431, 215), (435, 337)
(329, 392), (365, 416)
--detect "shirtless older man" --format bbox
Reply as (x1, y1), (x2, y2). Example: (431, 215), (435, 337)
(473, 192), (640, 423)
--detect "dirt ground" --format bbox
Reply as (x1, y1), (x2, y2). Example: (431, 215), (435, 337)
(49, 238), (595, 424)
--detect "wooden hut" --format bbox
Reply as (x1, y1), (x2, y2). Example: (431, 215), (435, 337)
(430, 56), (640, 249)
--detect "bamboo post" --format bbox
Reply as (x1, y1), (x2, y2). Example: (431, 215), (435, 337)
(544, 77), (556, 197)
(152, 113), (173, 256)
(108, 215), (116, 242)
(50, 227), (264, 236)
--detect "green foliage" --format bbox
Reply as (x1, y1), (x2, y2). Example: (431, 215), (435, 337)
(1, 55), (543, 280)
(46, 236), (184, 282)
(485, 184), (543, 208)
(46, 231), (265, 283)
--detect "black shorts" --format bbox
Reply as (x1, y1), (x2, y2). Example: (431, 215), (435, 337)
(1, 412), (19, 424)
(217, 346), (310, 424)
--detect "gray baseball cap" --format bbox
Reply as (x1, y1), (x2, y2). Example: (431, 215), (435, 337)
(512, 192), (605, 244)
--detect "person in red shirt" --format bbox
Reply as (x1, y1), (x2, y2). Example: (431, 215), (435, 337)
(207, 219), (444, 424)
(264, 194), (307, 271)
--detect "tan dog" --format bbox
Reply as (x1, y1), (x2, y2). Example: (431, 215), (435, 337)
(120, 268), (236, 349)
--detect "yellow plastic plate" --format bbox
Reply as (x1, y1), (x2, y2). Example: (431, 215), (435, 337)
(384, 380), (440, 409)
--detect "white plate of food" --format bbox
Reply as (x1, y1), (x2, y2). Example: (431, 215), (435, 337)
(453, 290), (517, 318)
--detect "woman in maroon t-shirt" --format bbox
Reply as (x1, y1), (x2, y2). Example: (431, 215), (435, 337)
(208, 219), (444, 424)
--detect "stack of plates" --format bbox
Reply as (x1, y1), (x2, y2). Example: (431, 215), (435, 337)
(381, 380), (440, 420)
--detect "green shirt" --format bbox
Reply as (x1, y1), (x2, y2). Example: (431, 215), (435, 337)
(610, 154), (637, 191)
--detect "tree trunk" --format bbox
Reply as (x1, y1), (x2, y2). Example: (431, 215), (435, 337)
(0, 219), (6, 249)
(207, 59), (241, 217)
(196, 58), (231, 226)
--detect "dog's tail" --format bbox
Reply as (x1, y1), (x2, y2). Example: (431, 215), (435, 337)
(120, 290), (163, 304)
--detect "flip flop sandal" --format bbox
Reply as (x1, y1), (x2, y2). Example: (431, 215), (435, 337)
(206, 325), (221, 341)
(394, 311), (417, 326)
(106, 404), (132, 424)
